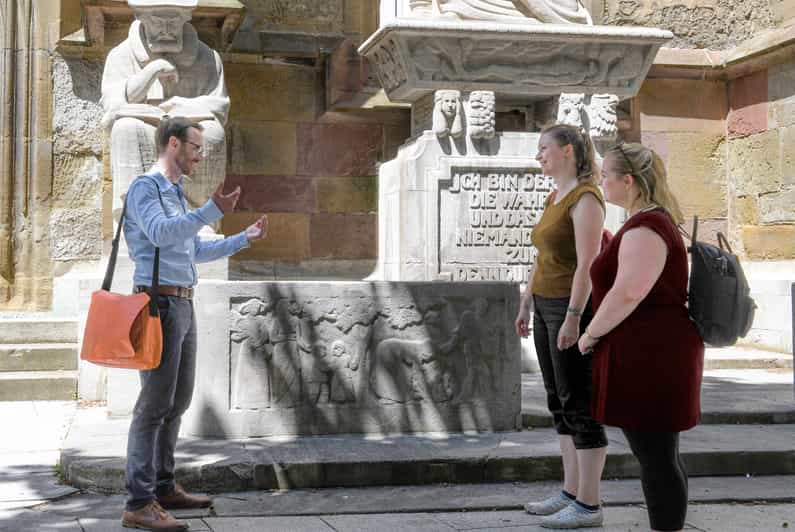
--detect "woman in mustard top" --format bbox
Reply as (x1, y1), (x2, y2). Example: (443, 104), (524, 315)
(515, 124), (608, 529)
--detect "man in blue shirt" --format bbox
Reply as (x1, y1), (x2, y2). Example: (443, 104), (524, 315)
(121, 116), (267, 532)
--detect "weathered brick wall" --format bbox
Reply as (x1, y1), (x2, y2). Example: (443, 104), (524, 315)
(218, 0), (410, 278)
(727, 63), (795, 259)
(635, 79), (728, 242)
(220, 58), (409, 278)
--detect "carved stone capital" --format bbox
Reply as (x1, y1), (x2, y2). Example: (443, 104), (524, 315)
(359, 20), (672, 103)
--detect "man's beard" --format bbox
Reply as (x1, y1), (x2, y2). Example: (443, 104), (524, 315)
(176, 147), (192, 176)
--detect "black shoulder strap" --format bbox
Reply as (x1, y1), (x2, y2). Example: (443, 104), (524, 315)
(101, 175), (161, 317)
(691, 215), (699, 244)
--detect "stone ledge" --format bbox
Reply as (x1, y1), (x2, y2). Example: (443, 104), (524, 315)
(359, 21), (672, 102)
(650, 24), (795, 80)
(60, 414), (795, 493)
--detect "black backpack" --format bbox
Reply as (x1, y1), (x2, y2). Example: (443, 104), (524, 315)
(686, 216), (756, 347)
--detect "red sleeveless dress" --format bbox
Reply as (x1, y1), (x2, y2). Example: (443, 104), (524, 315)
(589, 209), (704, 432)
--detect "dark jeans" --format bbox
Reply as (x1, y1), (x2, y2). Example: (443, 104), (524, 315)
(125, 295), (197, 511)
(533, 295), (607, 449)
(623, 429), (688, 531)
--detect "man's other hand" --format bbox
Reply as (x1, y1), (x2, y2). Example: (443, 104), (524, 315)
(212, 182), (240, 214)
(246, 215), (268, 242)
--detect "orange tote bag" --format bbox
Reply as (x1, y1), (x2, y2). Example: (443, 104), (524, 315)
(81, 191), (162, 370)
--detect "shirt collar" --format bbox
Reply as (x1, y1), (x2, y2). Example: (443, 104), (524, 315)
(144, 168), (182, 193)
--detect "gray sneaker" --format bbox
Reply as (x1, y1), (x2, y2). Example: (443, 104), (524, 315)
(540, 502), (603, 529)
(524, 492), (572, 516)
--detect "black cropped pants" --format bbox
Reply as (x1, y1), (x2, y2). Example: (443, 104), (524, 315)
(532, 295), (607, 449)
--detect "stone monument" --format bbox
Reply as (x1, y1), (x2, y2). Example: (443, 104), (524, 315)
(101, 0), (229, 214)
(363, 1), (672, 283)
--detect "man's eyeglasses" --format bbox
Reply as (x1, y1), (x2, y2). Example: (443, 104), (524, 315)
(185, 141), (203, 154)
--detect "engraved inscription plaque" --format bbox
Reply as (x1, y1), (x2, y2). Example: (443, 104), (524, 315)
(439, 168), (553, 282)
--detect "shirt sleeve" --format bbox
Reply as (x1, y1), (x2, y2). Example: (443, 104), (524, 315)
(126, 178), (224, 247)
(194, 231), (250, 264)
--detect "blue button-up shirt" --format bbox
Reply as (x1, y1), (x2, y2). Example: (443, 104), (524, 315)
(123, 170), (249, 288)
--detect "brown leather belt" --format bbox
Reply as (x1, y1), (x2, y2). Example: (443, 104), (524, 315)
(135, 285), (194, 299)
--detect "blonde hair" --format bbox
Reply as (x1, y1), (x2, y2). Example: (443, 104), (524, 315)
(606, 143), (684, 224)
(540, 123), (598, 184)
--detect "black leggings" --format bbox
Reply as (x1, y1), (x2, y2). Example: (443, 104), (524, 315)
(622, 429), (688, 531)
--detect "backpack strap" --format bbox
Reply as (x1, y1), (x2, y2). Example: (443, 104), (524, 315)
(691, 215), (698, 244)
(717, 232), (733, 254)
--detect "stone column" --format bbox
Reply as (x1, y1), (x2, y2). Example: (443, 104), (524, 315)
(0, 0), (56, 309)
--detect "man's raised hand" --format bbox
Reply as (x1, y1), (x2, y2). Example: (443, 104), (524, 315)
(212, 182), (241, 214)
(246, 215), (268, 242)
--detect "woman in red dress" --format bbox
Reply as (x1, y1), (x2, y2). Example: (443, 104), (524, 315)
(578, 143), (704, 532)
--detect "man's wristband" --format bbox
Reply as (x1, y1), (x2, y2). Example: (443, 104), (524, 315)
(566, 306), (582, 317)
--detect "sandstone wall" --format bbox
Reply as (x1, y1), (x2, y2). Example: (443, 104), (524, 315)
(51, 54), (105, 264)
(0, 0), (60, 310)
(220, 60), (408, 280)
(726, 62), (795, 259)
(634, 79), (728, 243)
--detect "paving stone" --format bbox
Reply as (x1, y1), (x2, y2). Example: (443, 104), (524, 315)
(0, 508), (83, 532)
(35, 492), (127, 520)
(204, 515), (335, 531)
(685, 502), (795, 531)
(322, 513), (458, 531)
(434, 509), (542, 529)
(0, 471), (78, 509)
(79, 517), (210, 531)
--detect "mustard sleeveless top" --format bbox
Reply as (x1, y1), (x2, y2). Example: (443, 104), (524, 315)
(530, 181), (604, 298)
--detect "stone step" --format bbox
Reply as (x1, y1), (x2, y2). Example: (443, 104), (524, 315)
(0, 319), (78, 344)
(206, 476), (795, 517)
(521, 370), (795, 428)
(704, 346), (792, 370)
(0, 344), (78, 372)
(0, 371), (78, 401)
(60, 409), (795, 493)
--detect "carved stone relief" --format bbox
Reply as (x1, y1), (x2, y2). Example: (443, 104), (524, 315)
(229, 293), (508, 410)
(369, 37), (408, 93)
(362, 13), (671, 103)
(412, 39), (646, 90)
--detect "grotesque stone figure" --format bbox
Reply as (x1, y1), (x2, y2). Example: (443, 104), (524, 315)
(404, 0), (592, 24)
(433, 90), (464, 139)
(587, 93), (620, 142)
(468, 91), (496, 140)
(556, 92), (586, 130)
(101, 0), (229, 213)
